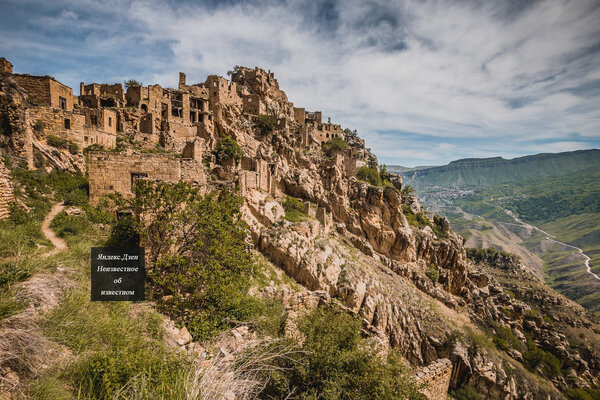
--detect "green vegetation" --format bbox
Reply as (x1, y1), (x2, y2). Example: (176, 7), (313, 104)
(522, 340), (561, 378)
(356, 165), (398, 189)
(401, 149), (600, 191)
(492, 326), (521, 352)
(466, 247), (520, 270)
(565, 387), (600, 400)
(426, 263), (439, 284)
(123, 79), (142, 88)
(450, 386), (484, 400)
(357, 166), (382, 186)
(257, 114), (277, 135)
(322, 136), (348, 156)
(213, 136), (243, 163)
(263, 305), (425, 400)
(125, 181), (276, 340)
(38, 290), (187, 399)
(282, 196), (309, 223)
(46, 134), (79, 154)
(33, 120), (44, 132)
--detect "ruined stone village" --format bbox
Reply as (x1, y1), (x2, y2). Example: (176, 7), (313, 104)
(1, 56), (599, 400)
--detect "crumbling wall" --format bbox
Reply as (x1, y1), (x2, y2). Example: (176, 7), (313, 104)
(0, 156), (14, 219)
(88, 152), (182, 204)
(12, 75), (74, 111)
(29, 107), (85, 146)
(415, 358), (453, 400)
(242, 94), (265, 115)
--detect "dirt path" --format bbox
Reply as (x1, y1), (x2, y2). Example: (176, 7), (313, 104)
(42, 203), (67, 255)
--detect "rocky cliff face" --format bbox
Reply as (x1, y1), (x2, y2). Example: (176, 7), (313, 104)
(206, 71), (599, 398)
(3, 65), (599, 399)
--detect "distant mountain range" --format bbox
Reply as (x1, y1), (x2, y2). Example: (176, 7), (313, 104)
(389, 149), (600, 190)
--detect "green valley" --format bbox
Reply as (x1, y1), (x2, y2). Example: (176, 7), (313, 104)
(399, 151), (600, 316)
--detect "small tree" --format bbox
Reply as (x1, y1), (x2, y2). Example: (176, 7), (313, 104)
(356, 166), (382, 186)
(213, 137), (243, 163)
(124, 79), (142, 89)
(257, 114), (277, 135)
(322, 136), (348, 156)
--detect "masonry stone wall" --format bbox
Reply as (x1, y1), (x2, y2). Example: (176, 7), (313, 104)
(0, 156), (14, 219)
(242, 94), (265, 115)
(415, 358), (453, 400)
(13, 75), (74, 111)
(88, 152), (183, 204)
(205, 75), (241, 107)
(29, 107), (116, 150)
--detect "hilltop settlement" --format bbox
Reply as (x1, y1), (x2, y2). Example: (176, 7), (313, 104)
(0, 57), (599, 399)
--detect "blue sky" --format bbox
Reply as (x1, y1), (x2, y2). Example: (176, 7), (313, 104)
(1, 0), (599, 166)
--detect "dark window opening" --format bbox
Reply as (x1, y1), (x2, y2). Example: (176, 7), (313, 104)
(91, 115), (98, 126)
(141, 104), (148, 112)
(64, 118), (71, 129)
(59, 96), (67, 110)
(100, 98), (116, 107)
(190, 111), (196, 123)
(108, 117), (112, 127)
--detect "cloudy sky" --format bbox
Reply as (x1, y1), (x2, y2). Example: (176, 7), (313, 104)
(1, 0), (599, 166)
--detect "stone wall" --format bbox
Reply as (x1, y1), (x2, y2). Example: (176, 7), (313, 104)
(13, 75), (74, 111)
(29, 106), (116, 150)
(88, 152), (206, 204)
(415, 358), (453, 400)
(242, 94), (265, 115)
(0, 156), (14, 219)
(88, 152), (182, 204)
(205, 75), (241, 107)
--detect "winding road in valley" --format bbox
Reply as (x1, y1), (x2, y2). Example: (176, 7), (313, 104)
(499, 208), (600, 281)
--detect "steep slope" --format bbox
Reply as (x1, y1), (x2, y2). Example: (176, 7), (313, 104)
(2, 65), (599, 399)
(407, 152), (600, 323)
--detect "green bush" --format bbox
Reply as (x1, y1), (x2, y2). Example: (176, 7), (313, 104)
(50, 213), (91, 238)
(213, 137), (243, 163)
(128, 182), (271, 340)
(33, 120), (44, 133)
(124, 79), (142, 88)
(357, 166), (382, 186)
(565, 388), (600, 400)
(263, 305), (425, 400)
(46, 134), (68, 149)
(492, 326), (523, 353)
(282, 196), (309, 223)
(426, 263), (439, 284)
(106, 214), (140, 247)
(257, 114), (277, 135)
(401, 185), (415, 195)
(68, 140), (79, 154)
(322, 136), (348, 156)
(523, 340), (561, 378)
(450, 386), (484, 400)
(83, 143), (106, 154)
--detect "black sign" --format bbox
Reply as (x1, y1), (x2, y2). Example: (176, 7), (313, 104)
(91, 247), (145, 301)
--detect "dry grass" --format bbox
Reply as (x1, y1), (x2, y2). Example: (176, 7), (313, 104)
(0, 310), (52, 378)
(187, 335), (303, 400)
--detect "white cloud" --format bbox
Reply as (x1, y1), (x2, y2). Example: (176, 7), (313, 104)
(3, 0), (599, 165)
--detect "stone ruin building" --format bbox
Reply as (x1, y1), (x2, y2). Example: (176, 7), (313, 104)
(0, 59), (352, 208)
